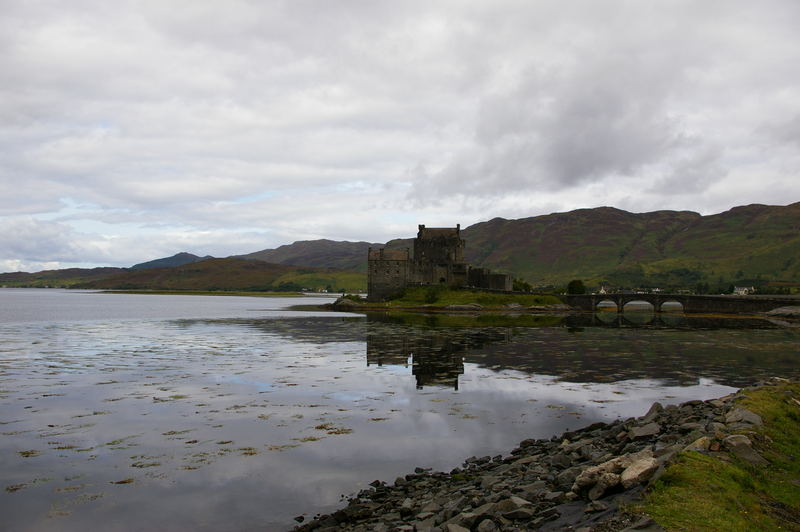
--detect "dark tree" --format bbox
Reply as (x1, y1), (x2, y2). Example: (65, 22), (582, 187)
(567, 279), (586, 294)
(513, 278), (533, 292)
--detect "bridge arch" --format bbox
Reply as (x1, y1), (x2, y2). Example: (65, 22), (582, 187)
(621, 299), (655, 313)
(658, 299), (685, 313)
(595, 298), (619, 312)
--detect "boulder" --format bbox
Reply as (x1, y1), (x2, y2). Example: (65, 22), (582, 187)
(588, 472), (620, 500)
(503, 507), (536, 520)
(683, 436), (712, 452)
(723, 434), (769, 466)
(333, 297), (364, 308)
(629, 422), (661, 439)
(493, 496), (531, 513)
(641, 402), (663, 423)
(620, 457), (659, 488)
(476, 518), (499, 531)
(724, 408), (763, 426)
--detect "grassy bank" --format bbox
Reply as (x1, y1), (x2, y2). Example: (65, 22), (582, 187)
(380, 287), (564, 309)
(639, 380), (800, 531)
(99, 289), (313, 297)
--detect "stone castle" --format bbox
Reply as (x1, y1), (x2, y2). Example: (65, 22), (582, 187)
(367, 224), (512, 301)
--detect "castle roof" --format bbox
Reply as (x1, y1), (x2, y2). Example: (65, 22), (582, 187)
(417, 226), (460, 238)
(368, 248), (409, 261)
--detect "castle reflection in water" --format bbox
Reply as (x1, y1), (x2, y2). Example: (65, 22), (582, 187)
(367, 324), (511, 389)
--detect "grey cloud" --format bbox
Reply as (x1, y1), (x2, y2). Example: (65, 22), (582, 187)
(411, 2), (800, 204)
(1, 1), (799, 270)
(0, 217), (90, 263)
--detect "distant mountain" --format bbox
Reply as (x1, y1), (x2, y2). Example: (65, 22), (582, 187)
(130, 252), (213, 270)
(76, 257), (365, 292)
(457, 203), (800, 288)
(0, 267), (125, 288)
(239, 239), (381, 272)
(244, 203), (799, 290)
(6, 203), (798, 293)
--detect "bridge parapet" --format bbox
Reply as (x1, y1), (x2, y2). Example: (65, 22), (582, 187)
(559, 294), (796, 315)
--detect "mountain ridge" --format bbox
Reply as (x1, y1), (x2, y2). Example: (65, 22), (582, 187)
(130, 252), (213, 271)
(2, 203), (798, 291)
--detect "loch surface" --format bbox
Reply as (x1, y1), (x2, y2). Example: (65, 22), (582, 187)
(1, 289), (798, 531)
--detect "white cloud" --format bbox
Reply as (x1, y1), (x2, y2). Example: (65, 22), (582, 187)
(0, 1), (798, 271)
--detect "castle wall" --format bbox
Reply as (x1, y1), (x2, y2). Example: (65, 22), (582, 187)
(367, 226), (513, 301)
(367, 248), (409, 301)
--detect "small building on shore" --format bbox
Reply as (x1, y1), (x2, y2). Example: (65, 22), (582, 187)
(367, 224), (512, 301)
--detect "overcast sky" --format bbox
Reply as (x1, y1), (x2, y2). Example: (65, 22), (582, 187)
(2, 1), (799, 272)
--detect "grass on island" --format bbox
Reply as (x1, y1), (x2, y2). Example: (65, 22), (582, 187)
(100, 289), (313, 298)
(364, 286), (564, 309)
(638, 380), (800, 531)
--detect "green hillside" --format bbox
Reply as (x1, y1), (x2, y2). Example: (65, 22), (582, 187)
(240, 239), (380, 272)
(0, 267), (126, 288)
(129, 252), (212, 270)
(75, 258), (366, 292)
(458, 203), (800, 289)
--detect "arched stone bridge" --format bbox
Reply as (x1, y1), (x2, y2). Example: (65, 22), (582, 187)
(560, 293), (797, 315)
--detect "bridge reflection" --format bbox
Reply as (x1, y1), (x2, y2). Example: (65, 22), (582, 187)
(363, 312), (792, 389)
(178, 313), (797, 390)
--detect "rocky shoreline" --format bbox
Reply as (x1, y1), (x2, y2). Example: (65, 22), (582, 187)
(293, 380), (781, 532)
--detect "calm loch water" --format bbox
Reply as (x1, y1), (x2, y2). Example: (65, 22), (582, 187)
(1, 289), (798, 531)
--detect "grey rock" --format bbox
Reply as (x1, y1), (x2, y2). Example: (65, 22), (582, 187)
(725, 408), (763, 426)
(620, 457), (659, 488)
(543, 490), (566, 503)
(556, 467), (582, 491)
(641, 402), (663, 423)
(481, 476), (501, 489)
(724, 434), (769, 466)
(588, 472), (621, 500)
(333, 297), (363, 308)
(493, 496), (531, 513)
(471, 502), (497, 517)
(475, 518), (498, 532)
(513, 455), (539, 466)
(629, 422), (661, 439)
(414, 518), (437, 532)
(421, 501), (442, 514)
(549, 453), (572, 469)
(502, 507), (536, 520)
(585, 500), (609, 513)
(683, 436), (712, 452)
